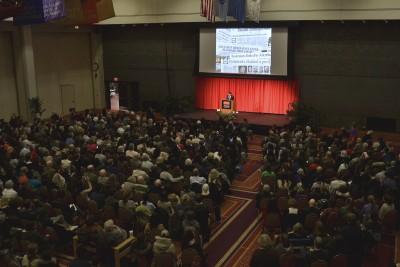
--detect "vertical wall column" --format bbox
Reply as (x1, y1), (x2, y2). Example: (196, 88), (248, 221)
(90, 32), (106, 110)
(20, 25), (38, 119)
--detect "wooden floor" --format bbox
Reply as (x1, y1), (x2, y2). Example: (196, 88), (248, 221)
(176, 109), (290, 127)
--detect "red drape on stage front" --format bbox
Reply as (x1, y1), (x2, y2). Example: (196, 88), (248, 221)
(195, 77), (299, 114)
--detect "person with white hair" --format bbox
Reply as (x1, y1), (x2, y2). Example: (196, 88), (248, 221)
(141, 153), (154, 171)
(97, 169), (110, 186)
(160, 170), (184, 183)
(97, 219), (127, 265)
(52, 173), (66, 190)
(2, 180), (18, 200)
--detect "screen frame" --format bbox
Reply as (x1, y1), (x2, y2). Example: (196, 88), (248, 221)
(194, 22), (295, 80)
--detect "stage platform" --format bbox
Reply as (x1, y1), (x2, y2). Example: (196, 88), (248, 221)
(176, 110), (290, 127)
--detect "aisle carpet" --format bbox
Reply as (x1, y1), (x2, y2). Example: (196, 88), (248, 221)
(204, 136), (264, 267)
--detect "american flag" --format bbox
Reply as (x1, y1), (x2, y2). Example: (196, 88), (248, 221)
(201, 0), (215, 22)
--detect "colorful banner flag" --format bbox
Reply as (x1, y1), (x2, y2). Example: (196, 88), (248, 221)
(96, 0), (115, 22)
(246, 0), (261, 23)
(214, 0), (229, 21)
(82, 0), (98, 24)
(201, 0), (215, 22)
(14, 0), (65, 25)
(228, 0), (246, 23)
(54, 0), (114, 25)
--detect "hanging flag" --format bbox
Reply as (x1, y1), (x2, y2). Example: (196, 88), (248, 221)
(213, 0), (229, 21)
(201, 0), (215, 22)
(96, 0), (115, 22)
(81, 0), (98, 24)
(54, 0), (114, 25)
(53, 0), (94, 25)
(0, 0), (24, 20)
(246, 0), (261, 22)
(228, 0), (246, 23)
(14, 0), (65, 25)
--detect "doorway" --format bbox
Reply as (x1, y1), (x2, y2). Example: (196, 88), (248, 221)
(60, 84), (76, 115)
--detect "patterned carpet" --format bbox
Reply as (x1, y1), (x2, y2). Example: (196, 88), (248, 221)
(222, 221), (263, 267)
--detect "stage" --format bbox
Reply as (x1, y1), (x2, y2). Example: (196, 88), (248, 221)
(176, 109), (290, 127)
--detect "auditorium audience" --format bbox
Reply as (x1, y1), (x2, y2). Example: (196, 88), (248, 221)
(0, 110), (247, 267)
(0, 108), (398, 267)
(251, 125), (400, 267)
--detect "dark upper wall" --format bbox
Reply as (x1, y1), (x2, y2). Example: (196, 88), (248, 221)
(102, 22), (400, 129)
(295, 22), (400, 129)
(102, 25), (197, 108)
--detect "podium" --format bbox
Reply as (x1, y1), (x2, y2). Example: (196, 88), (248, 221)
(220, 99), (235, 114)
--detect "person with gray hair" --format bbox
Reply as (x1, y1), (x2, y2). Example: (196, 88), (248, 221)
(250, 234), (279, 267)
(306, 236), (330, 264)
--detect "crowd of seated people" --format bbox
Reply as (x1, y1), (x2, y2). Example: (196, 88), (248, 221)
(0, 110), (249, 267)
(253, 126), (400, 267)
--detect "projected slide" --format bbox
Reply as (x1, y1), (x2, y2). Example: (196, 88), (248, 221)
(216, 28), (272, 75)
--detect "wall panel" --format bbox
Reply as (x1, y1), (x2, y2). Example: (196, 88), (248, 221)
(0, 32), (19, 119)
(33, 32), (94, 116)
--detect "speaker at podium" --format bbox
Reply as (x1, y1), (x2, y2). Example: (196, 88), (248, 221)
(220, 99), (235, 114)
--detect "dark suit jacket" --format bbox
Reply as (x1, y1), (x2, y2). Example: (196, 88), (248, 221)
(250, 248), (279, 267)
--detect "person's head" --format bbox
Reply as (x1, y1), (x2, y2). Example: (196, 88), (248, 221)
(258, 234), (273, 249)
(309, 198), (316, 208)
(99, 169), (107, 177)
(137, 176), (145, 185)
(154, 179), (162, 188)
(293, 223), (303, 234)
(367, 195), (375, 204)
(185, 158), (192, 166)
(160, 229), (170, 238)
(201, 183), (210, 196)
(314, 236), (323, 249)
(104, 219), (116, 231)
(262, 184), (270, 193)
(4, 180), (14, 189)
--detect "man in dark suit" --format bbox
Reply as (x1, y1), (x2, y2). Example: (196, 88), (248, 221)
(226, 91), (234, 101)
